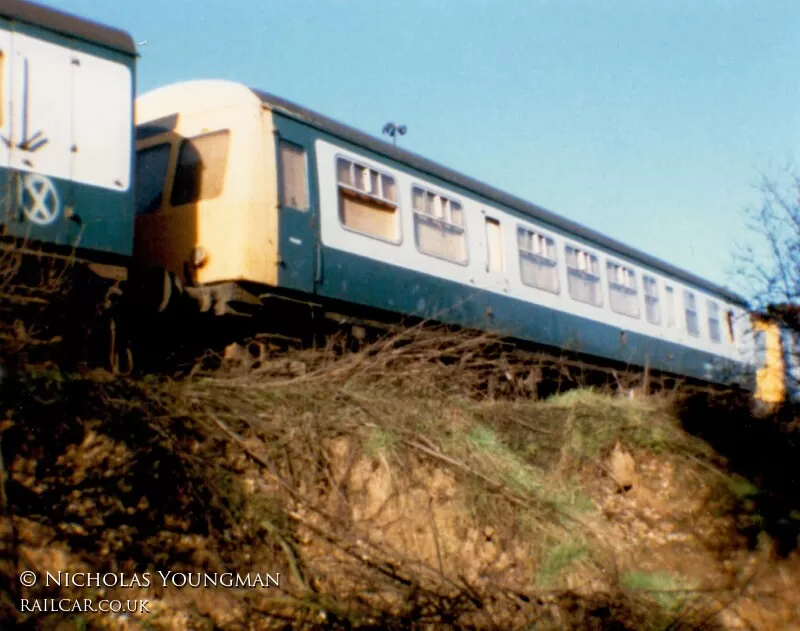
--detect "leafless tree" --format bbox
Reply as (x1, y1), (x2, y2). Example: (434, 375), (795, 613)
(735, 164), (800, 331)
(733, 163), (800, 404)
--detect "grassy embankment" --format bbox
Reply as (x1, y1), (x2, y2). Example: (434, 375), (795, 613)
(1, 295), (799, 629)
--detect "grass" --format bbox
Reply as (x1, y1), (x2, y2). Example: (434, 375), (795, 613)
(621, 570), (699, 613)
(544, 387), (717, 467)
(465, 424), (543, 494)
(364, 426), (401, 459)
(727, 474), (760, 499)
(536, 539), (589, 587)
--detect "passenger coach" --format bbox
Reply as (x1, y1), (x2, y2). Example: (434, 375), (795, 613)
(133, 79), (758, 388)
(0, 0), (137, 263)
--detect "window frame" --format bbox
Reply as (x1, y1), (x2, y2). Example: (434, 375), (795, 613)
(278, 140), (309, 211)
(336, 156), (398, 207)
(565, 243), (603, 307)
(684, 290), (700, 337)
(335, 154), (402, 245)
(665, 285), (676, 328)
(753, 329), (766, 365)
(642, 275), (661, 326)
(606, 259), (641, 319)
(517, 224), (560, 294)
(134, 141), (172, 216)
(170, 128), (231, 207)
(411, 183), (469, 266)
(707, 299), (722, 343)
(0, 50), (4, 128)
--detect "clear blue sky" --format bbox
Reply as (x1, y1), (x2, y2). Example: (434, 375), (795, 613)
(45, 0), (799, 294)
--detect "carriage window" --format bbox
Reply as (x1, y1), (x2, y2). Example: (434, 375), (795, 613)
(707, 300), (721, 343)
(684, 290), (700, 337)
(643, 276), (661, 325)
(485, 217), (504, 273)
(336, 157), (399, 242)
(279, 141), (308, 210)
(753, 329), (766, 365)
(607, 261), (640, 318)
(565, 245), (601, 306)
(665, 285), (676, 327)
(171, 129), (230, 206)
(135, 143), (171, 215)
(0, 51), (4, 127)
(412, 185), (467, 264)
(518, 227), (559, 293)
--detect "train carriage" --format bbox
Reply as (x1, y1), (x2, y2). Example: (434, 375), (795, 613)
(752, 305), (800, 407)
(0, 0), (136, 263)
(133, 79), (760, 389)
(0, 4), (788, 406)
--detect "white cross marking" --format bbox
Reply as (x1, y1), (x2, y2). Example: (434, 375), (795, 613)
(19, 174), (60, 226)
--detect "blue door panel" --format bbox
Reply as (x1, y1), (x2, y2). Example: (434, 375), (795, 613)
(273, 115), (319, 294)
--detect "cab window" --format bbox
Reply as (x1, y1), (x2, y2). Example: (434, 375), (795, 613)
(171, 130), (230, 206)
(134, 143), (171, 215)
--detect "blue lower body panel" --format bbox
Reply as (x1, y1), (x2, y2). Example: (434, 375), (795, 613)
(315, 246), (750, 387)
(0, 167), (134, 258)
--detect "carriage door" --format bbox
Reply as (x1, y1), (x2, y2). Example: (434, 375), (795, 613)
(0, 23), (11, 223)
(275, 124), (318, 295)
(484, 214), (507, 291)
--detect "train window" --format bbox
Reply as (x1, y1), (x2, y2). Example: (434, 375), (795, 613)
(642, 276), (661, 325)
(134, 143), (171, 215)
(753, 329), (766, 365)
(788, 333), (800, 401)
(412, 185), (468, 265)
(664, 285), (676, 327)
(485, 217), (504, 273)
(707, 300), (721, 343)
(336, 157), (400, 243)
(726, 309), (735, 343)
(607, 261), (640, 318)
(171, 130), (230, 207)
(279, 141), (308, 210)
(0, 51), (4, 127)
(684, 290), (700, 337)
(565, 245), (602, 306)
(336, 158), (352, 185)
(518, 227), (559, 293)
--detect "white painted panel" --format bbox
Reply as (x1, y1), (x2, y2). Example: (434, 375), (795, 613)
(315, 138), (754, 367)
(0, 27), (10, 170)
(8, 33), (72, 179)
(72, 50), (132, 190)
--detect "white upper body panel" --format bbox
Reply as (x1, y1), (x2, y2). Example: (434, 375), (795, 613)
(0, 30), (132, 190)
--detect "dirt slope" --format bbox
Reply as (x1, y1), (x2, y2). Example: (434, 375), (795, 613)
(1, 332), (799, 630)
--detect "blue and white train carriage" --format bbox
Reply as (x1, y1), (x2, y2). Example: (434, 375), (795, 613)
(133, 79), (757, 387)
(0, 0), (136, 262)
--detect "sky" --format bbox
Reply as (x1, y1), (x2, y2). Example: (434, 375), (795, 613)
(43, 0), (800, 296)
